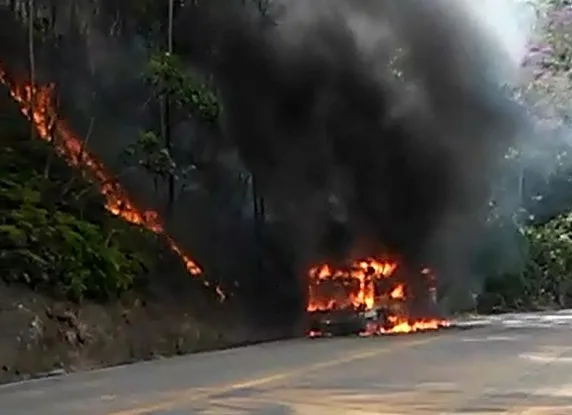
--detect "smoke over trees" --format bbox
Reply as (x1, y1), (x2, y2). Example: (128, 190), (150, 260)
(3, 0), (572, 317)
(173, 0), (527, 300)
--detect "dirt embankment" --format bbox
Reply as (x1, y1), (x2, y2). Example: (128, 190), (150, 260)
(0, 280), (292, 385)
(0, 76), (298, 385)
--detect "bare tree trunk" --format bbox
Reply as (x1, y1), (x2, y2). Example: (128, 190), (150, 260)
(168, 0), (173, 52)
(43, 91), (60, 178)
(43, 121), (56, 178)
(252, 173), (264, 277)
(164, 0), (175, 215)
(27, 0), (36, 141)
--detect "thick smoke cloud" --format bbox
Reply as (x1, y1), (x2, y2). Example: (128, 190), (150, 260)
(175, 0), (526, 290)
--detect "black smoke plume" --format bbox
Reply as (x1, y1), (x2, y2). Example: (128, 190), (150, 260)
(175, 0), (526, 296)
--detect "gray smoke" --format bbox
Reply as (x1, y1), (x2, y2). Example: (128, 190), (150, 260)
(175, 0), (527, 292)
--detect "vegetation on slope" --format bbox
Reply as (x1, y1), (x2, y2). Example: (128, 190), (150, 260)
(5, 0), (572, 318)
(0, 89), (154, 302)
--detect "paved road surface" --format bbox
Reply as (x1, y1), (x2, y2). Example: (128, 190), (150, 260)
(1, 311), (572, 414)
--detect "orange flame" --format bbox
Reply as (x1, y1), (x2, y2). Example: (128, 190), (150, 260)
(389, 283), (404, 299)
(307, 258), (398, 312)
(380, 316), (450, 334)
(307, 258), (449, 335)
(0, 69), (224, 298)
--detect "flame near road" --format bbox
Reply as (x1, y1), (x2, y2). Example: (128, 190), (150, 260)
(308, 259), (398, 312)
(0, 69), (225, 300)
(308, 258), (449, 335)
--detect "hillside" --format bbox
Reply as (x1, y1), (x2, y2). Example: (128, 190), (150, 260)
(5, 0), (572, 384)
(0, 84), (277, 384)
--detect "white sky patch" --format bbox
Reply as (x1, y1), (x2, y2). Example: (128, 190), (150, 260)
(458, 0), (540, 83)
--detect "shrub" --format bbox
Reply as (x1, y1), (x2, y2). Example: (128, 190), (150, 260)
(0, 90), (151, 302)
(145, 52), (221, 126)
(479, 212), (572, 312)
(0, 174), (148, 301)
(521, 213), (572, 305)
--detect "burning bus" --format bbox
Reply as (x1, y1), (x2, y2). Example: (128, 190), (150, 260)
(306, 258), (448, 337)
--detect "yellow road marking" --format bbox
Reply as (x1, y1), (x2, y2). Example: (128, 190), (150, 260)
(106, 334), (445, 415)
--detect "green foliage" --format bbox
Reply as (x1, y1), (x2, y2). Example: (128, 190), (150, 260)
(479, 212), (572, 312)
(144, 52), (221, 126)
(522, 213), (572, 302)
(475, 0), (572, 313)
(123, 130), (175, 179)
(0, 96), (152, 302)
(0, 172), (148, 301)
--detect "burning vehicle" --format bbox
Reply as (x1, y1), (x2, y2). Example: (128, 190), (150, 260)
(1, 0), (524, 341)
(307, 258), (449, 337)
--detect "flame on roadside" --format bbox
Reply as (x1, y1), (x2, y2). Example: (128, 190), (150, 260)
(307, 259), (398, 312)
(307, 258), (449, 335)
(0, 69), (225, 300)
(379, 316), (450, 334)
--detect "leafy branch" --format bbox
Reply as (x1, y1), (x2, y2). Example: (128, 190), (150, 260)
(144, 52), (221, 126)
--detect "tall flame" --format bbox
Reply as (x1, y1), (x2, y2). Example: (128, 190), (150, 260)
(0, 69), (224, 299)
(307, 258), (398, 312)
(308, 258), (449, 335)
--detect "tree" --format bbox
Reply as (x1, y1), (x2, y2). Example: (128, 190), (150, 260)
(163, 0), (175, 214)
(27, 0), (35, 141)
(476, 0), (572, 312)
(251, 173), (266, 277)
(137, 50), (221, 203)
(122, 130), (176, 194)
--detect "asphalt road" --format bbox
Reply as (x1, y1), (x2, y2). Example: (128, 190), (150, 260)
(1, 311), (572, 414)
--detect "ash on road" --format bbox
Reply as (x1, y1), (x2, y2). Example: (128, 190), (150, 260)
(2, 311), (572, 414)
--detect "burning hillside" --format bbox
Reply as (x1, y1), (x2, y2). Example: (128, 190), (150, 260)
(0, 67), (225, 301)
(307, 258), (449, 336)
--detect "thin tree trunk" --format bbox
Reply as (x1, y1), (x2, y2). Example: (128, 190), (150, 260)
(43, 121), (56, 178)
(164, 0), (175, 214)
(43, 92), (60, 178)
(252, 173), (264, 277)
(168, 0), (173, 52)
(159, 98), (166, 199)
(28, 0), (35, 141)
